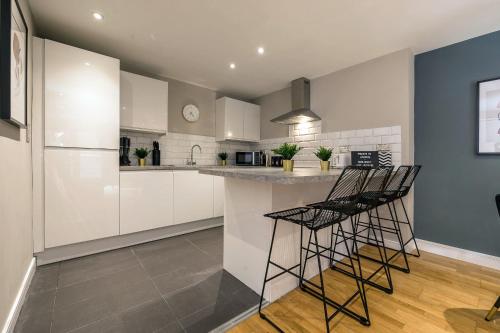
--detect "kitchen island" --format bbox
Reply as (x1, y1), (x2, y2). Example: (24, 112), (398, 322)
(199, 167), (343, 302)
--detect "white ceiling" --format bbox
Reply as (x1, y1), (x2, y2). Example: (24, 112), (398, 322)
(28, 0), (500, 99)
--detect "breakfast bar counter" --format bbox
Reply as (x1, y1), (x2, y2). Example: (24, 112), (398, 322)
(199, 167), (343, 302)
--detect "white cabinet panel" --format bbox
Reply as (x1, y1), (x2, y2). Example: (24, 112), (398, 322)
(225, 99), (245, 140)
(173, 171), (214, 224)
(120, 171), (173, 235)
(120, 71), (168, 133)
(244, 103), (261, 141)
(213, 176), (224, 217)
(216, 97), (260, 142)
(44, 40), (120, 149)
(45, 149), (119, 248)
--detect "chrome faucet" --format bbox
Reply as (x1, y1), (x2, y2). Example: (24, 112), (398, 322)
(187, 144), (202, 165)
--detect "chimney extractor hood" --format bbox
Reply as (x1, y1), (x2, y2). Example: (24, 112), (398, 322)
(270, 77), (321, 125)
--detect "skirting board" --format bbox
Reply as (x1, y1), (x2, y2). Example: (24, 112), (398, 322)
(416, 238), (500, 271)
(378, 237), (500, 270)
(36, 217), (223, 265)
(1, 258), (35, 333)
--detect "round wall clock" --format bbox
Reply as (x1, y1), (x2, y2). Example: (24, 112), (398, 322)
(182, 104), (200, 122)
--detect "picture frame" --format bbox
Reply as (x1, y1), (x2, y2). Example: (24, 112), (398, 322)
(0, 0), (28, 128)
(477, 77), (500, 155)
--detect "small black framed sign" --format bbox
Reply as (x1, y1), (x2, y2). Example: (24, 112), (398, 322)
(0, 0), (28, 128)
(351, 151), (379, 168)
(478, 77), (500, 154)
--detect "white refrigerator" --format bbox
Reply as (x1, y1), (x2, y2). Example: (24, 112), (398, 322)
(43, 40), (120, 248)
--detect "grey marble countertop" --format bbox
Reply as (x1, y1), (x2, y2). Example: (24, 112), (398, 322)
(198, 167), (343, 184)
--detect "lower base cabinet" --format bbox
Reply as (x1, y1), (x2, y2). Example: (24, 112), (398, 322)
(173, 171), (214, 224)
(119, 170), (224, 235)
(120, 171), (174, 234)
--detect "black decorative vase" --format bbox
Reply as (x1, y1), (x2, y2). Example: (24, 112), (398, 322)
(152, 150), (161, 166)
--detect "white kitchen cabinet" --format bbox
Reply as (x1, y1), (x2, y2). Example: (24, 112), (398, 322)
(243, 103), (261, 141)
(120, 171), (174, 235)
(216, 97), (260, 142)
(173, 171), (214, 224)
(120, 71), (168, 134)
(44, 149), (119, 248)
(44, 40), (120, 149)
(213, 176), (225, 217)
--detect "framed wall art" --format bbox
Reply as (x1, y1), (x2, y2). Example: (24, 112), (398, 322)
(0, 0), (28, 127)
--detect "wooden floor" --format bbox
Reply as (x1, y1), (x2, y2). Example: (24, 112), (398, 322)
(230, 246), (500, 333)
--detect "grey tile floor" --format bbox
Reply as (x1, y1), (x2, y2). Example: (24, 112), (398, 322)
(14, 227), (260, 333)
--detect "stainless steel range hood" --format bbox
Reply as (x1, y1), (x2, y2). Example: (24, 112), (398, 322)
(270, 77), (321, 125)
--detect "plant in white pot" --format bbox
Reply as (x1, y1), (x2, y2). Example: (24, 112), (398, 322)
(314, 146), (333, 171)
(272, 143), (301, 172)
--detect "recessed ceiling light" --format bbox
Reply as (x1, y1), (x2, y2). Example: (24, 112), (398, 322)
(92, 12), (103, 20)
(229, 63), (236, 69)
(257, 47), (265, 55)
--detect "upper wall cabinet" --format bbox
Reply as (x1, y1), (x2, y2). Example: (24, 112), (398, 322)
(216, 97), (260, 142)
(120, 71), (168, 135)
(44, 40), (120, 149)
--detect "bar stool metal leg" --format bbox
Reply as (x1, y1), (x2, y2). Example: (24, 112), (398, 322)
(397, 198), (421, 257)
(259, 219), (283, 332)
(340, 222), (370, 325)
(387, 201), (411, 273)
(313, 230), (331, 333)
(486, 297), (500, 321)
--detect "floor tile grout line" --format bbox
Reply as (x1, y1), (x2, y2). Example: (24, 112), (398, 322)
(56, 249), (138, 290)
(52, 249), (156, 333)
(185, 238), (214, 258)
(131, 248), (187, 333)
(63, 297), (166, 333)
(50, 262), (62, 333)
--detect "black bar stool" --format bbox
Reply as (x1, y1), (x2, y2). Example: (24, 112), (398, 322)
(327, 166), (396, 295)
(352, 166), (413, 273)
(259, 166), (371, 333)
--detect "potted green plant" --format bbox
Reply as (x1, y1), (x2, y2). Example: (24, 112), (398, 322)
(272, 143), (301, 172)
(218, 152), (228, 166)
(314, 146), (333, 171)
(134, 148), (150, 167)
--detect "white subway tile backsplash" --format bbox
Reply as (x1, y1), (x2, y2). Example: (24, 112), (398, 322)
(373, 127), (391, 136)
(327, 132), (340, 140)
(341, 130), (356, 138)
(348, 137), (364, 145)
(355, 129), (373, 137)
(294, 134), (315, 142)
(123, 123), (403, 167)
(391, 126), (401, 135)
(381, 135), (401, 144)
(363, 136), (381, 145)
(315, 133), (328, 140)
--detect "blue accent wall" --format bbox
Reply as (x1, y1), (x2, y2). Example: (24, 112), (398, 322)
(415, 30), (500, 256)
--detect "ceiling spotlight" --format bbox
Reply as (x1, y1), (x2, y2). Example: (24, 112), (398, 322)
(92, 12), (104, 20)
(257, 47), (265, 55)
(229, 63), (236, 69)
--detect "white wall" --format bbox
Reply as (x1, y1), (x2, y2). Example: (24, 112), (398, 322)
(0, 0), (35, 330)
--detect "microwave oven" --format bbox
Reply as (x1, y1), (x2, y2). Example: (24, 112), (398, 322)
(235, 151), (261, 166)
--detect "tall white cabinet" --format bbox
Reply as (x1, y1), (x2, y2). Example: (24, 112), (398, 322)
(45, 40), (120, 149)
(45, 149), (119, 248)
(120, 71), (168, 134)
(216, 97), (260, 142)
(43, 40), (120, 248)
